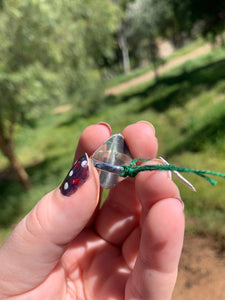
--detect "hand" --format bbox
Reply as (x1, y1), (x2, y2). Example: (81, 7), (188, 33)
(0, 121), (185, 300)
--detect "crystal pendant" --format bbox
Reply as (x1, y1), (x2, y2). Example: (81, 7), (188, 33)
(91, 134), (133, 189)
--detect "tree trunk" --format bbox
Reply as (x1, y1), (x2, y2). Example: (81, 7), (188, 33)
(0, 124), (32, 190)
(149, 36), (159, 82)
(220, 32), (225, 47)
(118, 26), (131, 74)
(152, 61), (159, 82)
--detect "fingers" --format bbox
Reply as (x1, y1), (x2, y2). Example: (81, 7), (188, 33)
(75, 122), (112, 159)
(95, 121), (158, 245)
(125, 169), (185, 300)
(0, 123), (111, 296)
(136, 161), (181, 226)
(122, 121), (158, 159)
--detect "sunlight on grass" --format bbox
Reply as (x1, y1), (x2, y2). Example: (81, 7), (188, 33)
(1, 42), (225, 244)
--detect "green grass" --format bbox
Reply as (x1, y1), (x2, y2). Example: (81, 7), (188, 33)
(1, 42), (225, 246)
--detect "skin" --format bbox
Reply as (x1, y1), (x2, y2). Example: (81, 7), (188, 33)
(0, 121), (185, 300)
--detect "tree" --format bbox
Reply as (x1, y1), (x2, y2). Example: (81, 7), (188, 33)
(123, 0), (225, 75)
(0, 64), (62, 189)
(126, 0), (172, 78)
(166, 0), (225, 45)
(113, 0), (133, 74)
(0, 0), (120, 188)
(118, 21), (131, 74)
(186, 0), (225, 42)
(0, 1), (65, 189)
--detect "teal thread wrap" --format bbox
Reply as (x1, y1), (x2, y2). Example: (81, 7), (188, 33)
(120, 158), (225, 186)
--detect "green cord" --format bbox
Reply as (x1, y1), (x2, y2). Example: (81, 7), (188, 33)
(120, 158), (225, 186)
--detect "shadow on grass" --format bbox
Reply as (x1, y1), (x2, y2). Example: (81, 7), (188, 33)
(167, 111), (225, 155)
(56, 111), (82, 127)
(107, 58), (225, 113)
(0, 154), (65, 226)
(0, 180), (26, 226)
(27, 156), (62, 183)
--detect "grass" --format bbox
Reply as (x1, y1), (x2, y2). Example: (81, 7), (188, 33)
(1, 42), (225, 246)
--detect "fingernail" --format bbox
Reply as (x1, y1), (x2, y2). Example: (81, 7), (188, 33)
(60, 153), (89, 196)
(151, 158), (172, 179)
(175, 197), (185, 210)
(137, 120), (155, 135)
(97, 122), (112, 134)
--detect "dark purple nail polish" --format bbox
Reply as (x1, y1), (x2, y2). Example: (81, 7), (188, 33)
(60, 153), (89, 196)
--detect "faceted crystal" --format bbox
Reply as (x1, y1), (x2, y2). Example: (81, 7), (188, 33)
(91, 134), (133, 189)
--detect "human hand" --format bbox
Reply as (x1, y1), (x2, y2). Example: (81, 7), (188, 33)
(0, 121), (184, 300)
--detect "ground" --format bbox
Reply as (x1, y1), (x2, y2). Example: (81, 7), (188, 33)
(173, 233), (225, 300)
(105, 43), (211, 95)
(3, 42), (225, 299)
(105, 44), (225, 299)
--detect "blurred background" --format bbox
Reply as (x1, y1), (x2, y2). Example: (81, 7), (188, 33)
(0, 0), (225, 298)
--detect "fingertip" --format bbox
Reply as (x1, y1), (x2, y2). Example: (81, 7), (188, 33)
(97, 122), (112, 134)
(136, 120), (156, 135)
(75, 123), (112, 159)
(122, 121), (158, 159)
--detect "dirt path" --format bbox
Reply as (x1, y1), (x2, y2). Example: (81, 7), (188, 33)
(173, 234), (225, 300)
(105, 43), (211, 96)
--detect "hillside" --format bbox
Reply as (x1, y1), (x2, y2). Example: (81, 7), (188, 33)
(1, 41), (225, 299)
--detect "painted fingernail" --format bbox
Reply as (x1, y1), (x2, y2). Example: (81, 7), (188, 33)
(97, 122), (112, 134)
(60, 153), (89, 196)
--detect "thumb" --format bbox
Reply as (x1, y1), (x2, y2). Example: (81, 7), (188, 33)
(0, 154), (99, 296)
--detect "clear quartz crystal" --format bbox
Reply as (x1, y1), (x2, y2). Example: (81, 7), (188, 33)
(91, 134), (133, 189)
(91, 134), (196, 191)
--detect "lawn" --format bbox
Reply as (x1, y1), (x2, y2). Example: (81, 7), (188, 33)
(1, 43), (225, 247)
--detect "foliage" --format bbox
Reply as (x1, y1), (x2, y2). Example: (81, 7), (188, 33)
(1, 0), (225, 243)
(181, 0), (225, 39)
(126, 0), (173, 71)
(107, 46), (225, 241)
(1, 44), (225, 243)
(127, 0), (172, 38)
(0, 0), (121, 119)
(0, 63), (63, 126)
(0, 0), (121, 187)
(124, 0), (225, 68)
